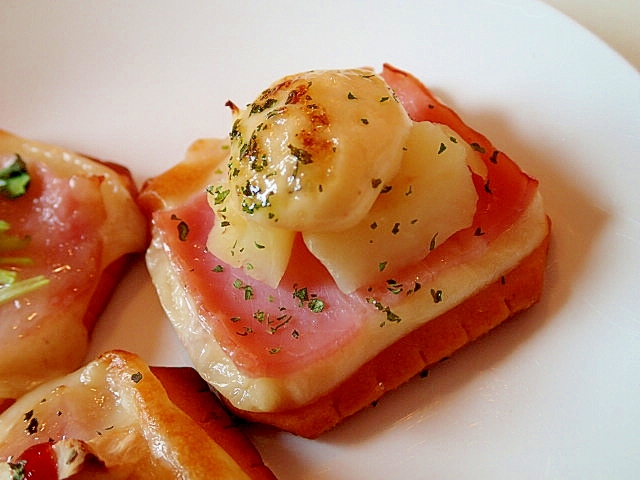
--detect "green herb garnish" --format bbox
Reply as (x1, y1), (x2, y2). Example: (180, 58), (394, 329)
(430, 288), (443, 303)
(287, 144), (313, 165)
(470, 142), (486, 154)
(0, 220), (49, 305)
(7, 460), (26, 479)
(207, 185), (230, 205)
(292, 285), (326, 313)
(170, 214), (189, 241)
(0, 275), (49, 305)
(293, 286), (309, 306)
(386, 279), (403, 295)
(233, 279), (254, 300)
(307, 297), (325, 313)
(367, 297), (402, 326)
(0, 155), (30, 199)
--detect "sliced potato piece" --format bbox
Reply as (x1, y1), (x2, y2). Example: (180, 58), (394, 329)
(225, 68), (412, 232)
(206, 180), (295, 288)
(304, 121), (479, 293)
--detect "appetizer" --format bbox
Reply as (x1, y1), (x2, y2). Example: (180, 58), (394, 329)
(0, 131), (147, 403)
(140, 64), (550, 438)
(0, 350), (276, 479)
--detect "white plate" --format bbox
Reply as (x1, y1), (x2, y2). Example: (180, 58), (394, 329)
(2, 1), (639, 478)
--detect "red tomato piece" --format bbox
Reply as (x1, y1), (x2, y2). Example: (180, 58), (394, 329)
(15, 442), (58, 480)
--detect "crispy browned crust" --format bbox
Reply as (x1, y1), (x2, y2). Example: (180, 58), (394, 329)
(150, 366), (276, 480)
(222, 223), (551, 438)
(138, 138), (224, 217)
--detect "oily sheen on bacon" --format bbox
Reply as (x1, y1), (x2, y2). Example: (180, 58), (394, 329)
(143, 65), (549, 432)
(0, 131), (147, 401)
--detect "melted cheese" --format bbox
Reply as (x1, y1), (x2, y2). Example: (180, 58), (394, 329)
(207, 176), (297, 288)
(0, 352), (153, 471)
(225, 68), (412, 232)
(0, 351), (251, 479)
(147, 193), (548, 412)
(0, 132), (148, 401)
(0, 130), (147, 271)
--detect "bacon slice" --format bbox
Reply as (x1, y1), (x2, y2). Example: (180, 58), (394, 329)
(142, 66), (550, 435)
(150, 66), (540, 377)
(381, 63), (539, 246)
(0, 131), (148, 401)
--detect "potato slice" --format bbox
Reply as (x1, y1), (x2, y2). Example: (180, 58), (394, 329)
(304, 121), (479, 293)
(225, 68), (412, 232)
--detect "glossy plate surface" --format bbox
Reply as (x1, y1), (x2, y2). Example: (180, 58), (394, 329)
(2, 1), (639, 478)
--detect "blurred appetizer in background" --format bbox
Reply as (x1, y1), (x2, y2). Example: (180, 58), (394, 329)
(0, 131), (147, 404)
(141, 64), (550, 438)
(0, 350), (276, 479)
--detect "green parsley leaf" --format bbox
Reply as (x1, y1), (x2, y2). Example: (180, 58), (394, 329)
(233, 279), (254, 300)
(430, 288), (443, 303)
(8, 459), (26, 479)
(177, 221), (189, 241)
(207, 185), (230, 205)
(470, 142), (486, 154)
(293, 286), (309, 306)
(308, 298), (325, 313)
(0, 155), (30, 199)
